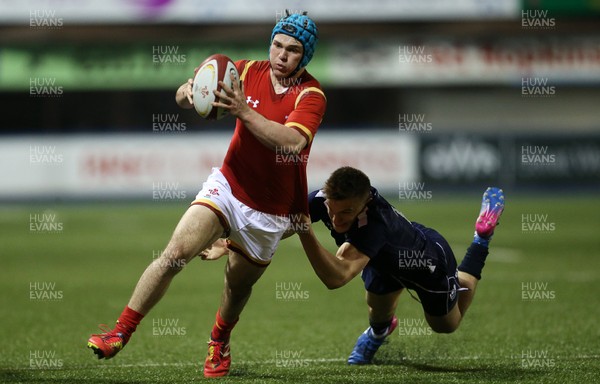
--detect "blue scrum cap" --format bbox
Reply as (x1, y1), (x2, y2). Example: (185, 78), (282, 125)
(270, 10), (318, 74)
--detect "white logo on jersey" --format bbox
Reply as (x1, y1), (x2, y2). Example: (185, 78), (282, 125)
(246, 96), (259, 108)
(449, 283), (457, 300)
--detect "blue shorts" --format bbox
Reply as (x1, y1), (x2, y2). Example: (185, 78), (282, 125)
(361, 223), (460, 316)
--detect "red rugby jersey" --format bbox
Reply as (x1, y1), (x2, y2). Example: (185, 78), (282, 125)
(220, 60), (326, 216)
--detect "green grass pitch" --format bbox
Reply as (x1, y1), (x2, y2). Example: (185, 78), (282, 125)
(1, 193), (599, 383)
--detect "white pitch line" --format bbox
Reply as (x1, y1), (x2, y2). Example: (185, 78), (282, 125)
(16, 354), (600, 371)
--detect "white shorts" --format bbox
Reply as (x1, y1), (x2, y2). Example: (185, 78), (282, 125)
(192, 168), (290, 266)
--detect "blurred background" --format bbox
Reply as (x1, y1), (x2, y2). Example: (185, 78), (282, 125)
(0, 0), (599, 200)
(2, 4), (599, 382)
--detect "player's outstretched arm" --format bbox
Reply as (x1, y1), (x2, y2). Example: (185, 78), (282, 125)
(213, 75), (307, 152)
(297, 221), (370, 289)
(175, 78), (194, 109)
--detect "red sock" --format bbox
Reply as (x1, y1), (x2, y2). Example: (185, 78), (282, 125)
(115, 306), (144, 343)
(210, 310), (238, 341)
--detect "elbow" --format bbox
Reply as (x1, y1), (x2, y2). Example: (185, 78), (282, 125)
(322, 275), (349, 290)
(280, 133), (307, 154)
(325, 281), (342, 290)
(292, 137), (307, 154)
(279, 140), (305, 155)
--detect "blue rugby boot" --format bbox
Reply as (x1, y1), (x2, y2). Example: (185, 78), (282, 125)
(348, 316), (398, 365)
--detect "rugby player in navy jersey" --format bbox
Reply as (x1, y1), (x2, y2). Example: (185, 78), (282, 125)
(296, 166), (505, 364)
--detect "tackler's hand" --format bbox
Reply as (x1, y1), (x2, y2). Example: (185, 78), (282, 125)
(291, 213), (312, 236)
(199, 238), (230, 261)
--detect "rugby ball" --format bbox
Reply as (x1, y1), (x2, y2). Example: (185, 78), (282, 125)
(192, 54), (239, 120)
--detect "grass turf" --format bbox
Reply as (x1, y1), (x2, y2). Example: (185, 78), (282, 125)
(1, 194), (599, 383)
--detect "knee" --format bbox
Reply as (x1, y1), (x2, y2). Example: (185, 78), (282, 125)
(155, 245), (190, 273)
(429, 322), (459, 334)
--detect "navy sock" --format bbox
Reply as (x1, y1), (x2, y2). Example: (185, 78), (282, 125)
(370, 318), (392, 337)
(458, 243), (489, 280)
(473, 232), (491, 248)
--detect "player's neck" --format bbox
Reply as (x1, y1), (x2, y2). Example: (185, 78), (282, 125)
(270, 68), (304, 94)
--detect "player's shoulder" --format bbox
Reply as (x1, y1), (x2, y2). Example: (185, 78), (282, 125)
(369, 187), (413, 228)
(293, 71), (326, 105)
(308, 189), (326, 203)
(299, 70), (322, 88)
(235, 59), (269, 72)
(367, 188), (398, 222)
(299, 71), (324, 93)
(308, 190), (327, 222)
(234, 60), (270, 80)
(368, 187), (388, 211)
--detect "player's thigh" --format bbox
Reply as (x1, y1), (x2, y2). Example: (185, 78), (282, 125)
(224, 251), (268, 291)
(165, 204), (226, 261)
(424, 304), (461, 334)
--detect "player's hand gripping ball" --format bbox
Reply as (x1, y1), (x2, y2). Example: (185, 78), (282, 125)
(192, 54), (239, 120)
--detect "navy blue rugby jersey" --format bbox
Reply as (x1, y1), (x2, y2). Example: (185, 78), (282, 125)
(307, 188), (443, 279)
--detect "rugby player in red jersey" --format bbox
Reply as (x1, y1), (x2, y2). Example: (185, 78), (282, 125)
(87, 11), (325, 378)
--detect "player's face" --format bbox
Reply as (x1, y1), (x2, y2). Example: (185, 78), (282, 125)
(325, 196), (369, 234)
(269, 34), (304, 78)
